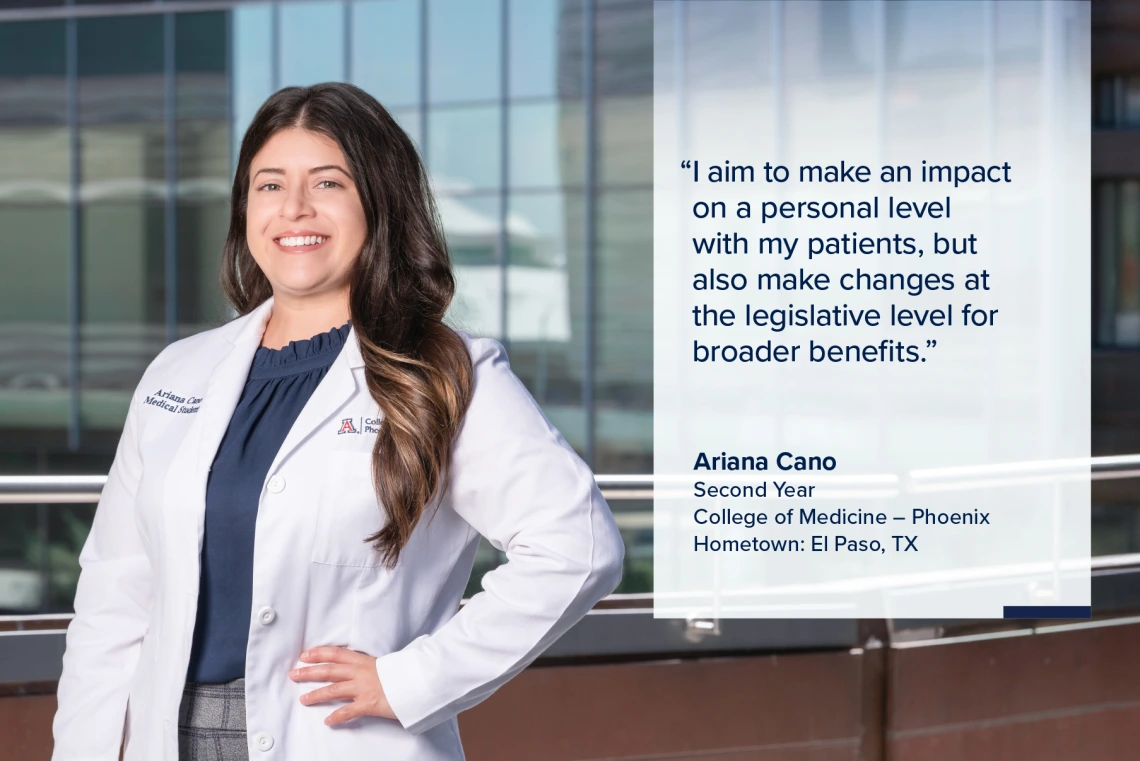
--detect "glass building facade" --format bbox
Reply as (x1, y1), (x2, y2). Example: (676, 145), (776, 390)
(0, 0), (654, 612)
(0, 0), (1130, 613)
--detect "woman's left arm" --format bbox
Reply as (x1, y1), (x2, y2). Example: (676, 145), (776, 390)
(372, 336), (625, 735)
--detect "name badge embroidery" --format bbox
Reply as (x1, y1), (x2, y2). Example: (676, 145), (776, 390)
(144, 388), (202, 414)
(337, 416), (380, 434)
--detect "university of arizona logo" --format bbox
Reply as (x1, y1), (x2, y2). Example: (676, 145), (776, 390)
(338, 418), (359, 435)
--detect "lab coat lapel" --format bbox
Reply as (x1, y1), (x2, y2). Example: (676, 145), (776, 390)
(265, 323), (364, 474)
(167, 298), (274, 537)
(194, 298), (276, 480)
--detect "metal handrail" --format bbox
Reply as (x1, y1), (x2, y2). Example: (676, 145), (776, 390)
(3, 453), (1140, 502)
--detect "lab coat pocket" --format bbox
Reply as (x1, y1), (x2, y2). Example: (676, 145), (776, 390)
(311, 451), (388, 567)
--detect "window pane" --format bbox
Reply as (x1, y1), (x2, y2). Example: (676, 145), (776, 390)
(440, 193), (500, 268)
(1116, 182), (1140, 346)
(807, 0), (877, 78)
(391, 107), (422, 153)
(598, 95), (650, 187)
(0, 504), (41, 613)
(0, 205), (70, 430)
(682, 0), (772, 88)
(79, 14), (168, 434)
(509, 100), (584, 189)
(428, 105), (500, 191)
(232, 4), (275, 157)
(352, 0), (420, 108)
(78, 15), (164, 124)
(886, 0), (985, 70)
(507, 191), (584, 416)
(0, 19), (70, 440)
(80, 201), (166, 431)
(176, 12), (231, 331)
(280, 2), (346, 88)
(1096, 181), (1118, 346)
(442, 193), (504, 342)
(595, 0), (651, 97)
(996, 0), (1042, 63)
(595, 189), (651, 474)
(428, 0), (501, 104)
(508, 0), (578, 99)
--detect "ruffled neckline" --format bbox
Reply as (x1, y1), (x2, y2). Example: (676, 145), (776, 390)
(249, 322), (351, 380)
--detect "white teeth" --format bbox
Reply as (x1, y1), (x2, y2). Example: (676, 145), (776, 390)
(278, 236), (326, 247)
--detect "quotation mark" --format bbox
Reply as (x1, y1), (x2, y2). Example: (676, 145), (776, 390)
(681, 160), (692, 169)
(926, 340), (937, 348)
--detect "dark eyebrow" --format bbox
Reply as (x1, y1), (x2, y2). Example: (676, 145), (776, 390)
(252, 165), (352, 179)
(309, 165), (351, 178)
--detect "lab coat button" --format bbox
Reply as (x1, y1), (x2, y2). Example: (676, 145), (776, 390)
(257, 606), (276, 625)
(267, 475), (285, 493)
(254, 732), (274, 751)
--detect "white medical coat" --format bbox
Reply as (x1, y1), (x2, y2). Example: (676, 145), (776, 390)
(51, 296), (625, 760)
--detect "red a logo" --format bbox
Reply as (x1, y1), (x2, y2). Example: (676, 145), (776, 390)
(338, 418), (358, 435)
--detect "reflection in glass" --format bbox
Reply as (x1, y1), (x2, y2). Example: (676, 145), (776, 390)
(886, 0), (985, 70)
(0, 19), (67, 122)
(78, 14), (168, 433)
(428, 0), (501, 104)
(595, 189), (651, 474)
(232, 4), (274, 156)
(1096, 182), (1118, 347)
(996, 0), (1042, 62)
(1116, 182), (1140, 347)
(176, 12), (231, 331)
(280, 2), (346, 88)
(80, 201), (167, 430)
(810, 0), (876, 77)
(0, 206), (70, 430)
(0, 504), (41, 613)
(439, 193), (501, 339)
(509, 100), (584, 189)
(352, 0), (420, 108)
(594, 0), (652, 97)
(390, 107), (422, 153)
(682, 0), (772, 88)
(1086, 73), (1140, 131)
(509, 0), (576, 100)
(78, 15), (164, 124)
(598, 95), (651, 187)
(0, 21), (71, 436)
(508, 191), (583, 405)
(428, 106), (501, 191)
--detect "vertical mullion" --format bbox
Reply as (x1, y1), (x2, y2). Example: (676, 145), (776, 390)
(164, 11), (178, 345)
(420, 0), (428, 158)
(271, 2), (280, 91)
(343, 0), (353, 83)
(226, 5), (235, 178)
(499, 0), (509, 347)
(66, 14), (80, 452)
(582, 0), (596, 468)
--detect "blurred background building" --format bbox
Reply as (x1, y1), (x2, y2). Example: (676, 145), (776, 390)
(2, 0), (1126, 617)
(2, 2), (1139, 760)
(0, 0), (657, 612)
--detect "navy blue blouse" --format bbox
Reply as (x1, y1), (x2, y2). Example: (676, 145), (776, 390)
(186, 321), (351, 684)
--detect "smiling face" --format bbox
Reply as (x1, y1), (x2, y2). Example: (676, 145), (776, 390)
(245, 127), (368, 300)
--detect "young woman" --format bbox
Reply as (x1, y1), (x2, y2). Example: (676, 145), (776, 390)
(51, 82), (625, 761)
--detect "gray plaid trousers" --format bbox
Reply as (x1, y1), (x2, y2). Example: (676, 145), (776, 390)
(177, 678), (248, 761)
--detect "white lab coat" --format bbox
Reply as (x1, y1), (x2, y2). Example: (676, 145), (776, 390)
(51, 296), (625, 761)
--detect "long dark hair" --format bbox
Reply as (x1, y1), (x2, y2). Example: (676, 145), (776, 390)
(221, 83), (474, 569)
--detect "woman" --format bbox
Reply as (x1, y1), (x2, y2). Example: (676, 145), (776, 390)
(51, 82), (625, 761)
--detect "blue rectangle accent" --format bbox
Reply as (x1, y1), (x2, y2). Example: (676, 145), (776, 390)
(1003, 605), (1091, 619)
